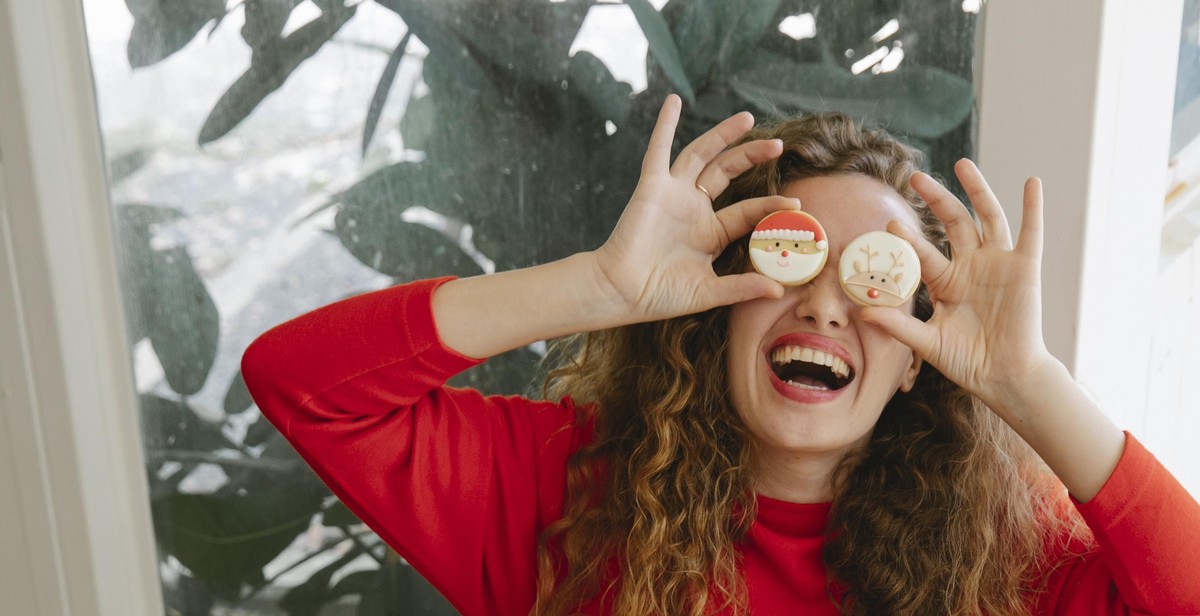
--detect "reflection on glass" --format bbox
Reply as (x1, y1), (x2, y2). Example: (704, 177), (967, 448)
(80, 1), (980, 613)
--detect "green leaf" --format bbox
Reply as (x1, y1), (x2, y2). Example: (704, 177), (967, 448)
(199, 6), (356, 144)
(730, 53), (974, 139)
(399, 93), (435, 152)
(321, 500), (362, 528)
(151, 484), (324, 596)
(146, 245), (220, 395)
(356, 561), (457, 616)
(626, 0), (695, 104)
(223, 371), (253, 415)
(333, 162), (482, 280)
(114, 203), (184, 344)
(139, 394), (233, 454)
(326, 569), (377, 600)
(363, 31), (413, 156)
(665, 0), (781, 86)
(279, 548), (363, 616)
(448, 346), (541, 397)
(374, 0), (498, 100)
(109, 148), (152, 186)
(384, 0), (575, 90)
(241, 0), (303, 51)
(242, 414), (279, 448)
(163, 573), (215, 616)
(114, 203), (220, 395)
(568, 51), (633, 126)
(125, 0), (227, 68)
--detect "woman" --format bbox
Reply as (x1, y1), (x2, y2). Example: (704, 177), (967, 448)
(241, 95), (1200, 615)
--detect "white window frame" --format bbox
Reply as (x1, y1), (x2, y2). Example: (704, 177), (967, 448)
(0, 0), (162, 613)
(0, 0), (1188, 614)
(976, 2), (1186, 448)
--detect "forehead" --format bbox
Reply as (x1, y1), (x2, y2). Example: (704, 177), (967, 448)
(779, 175), (917, 252)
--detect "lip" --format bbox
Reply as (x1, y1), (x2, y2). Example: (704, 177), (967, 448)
(764, 333), (855, 404)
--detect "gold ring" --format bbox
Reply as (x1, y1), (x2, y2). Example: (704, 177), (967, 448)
(696, 183), (712, 201)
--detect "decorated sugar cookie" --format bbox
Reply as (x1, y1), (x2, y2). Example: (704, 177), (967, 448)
(748, 211), (829, 286)
(838, 231), (921, 307)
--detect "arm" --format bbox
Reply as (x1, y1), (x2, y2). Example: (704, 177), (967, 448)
(241, 277), (585, 616)
(1034, 433), (1200, 614)
(242, 95), (801, 614)
(432, 94), (800, 360)
(863, 160), (1200, 612)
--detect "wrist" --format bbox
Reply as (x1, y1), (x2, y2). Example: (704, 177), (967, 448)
(984, 353), (1071, 421)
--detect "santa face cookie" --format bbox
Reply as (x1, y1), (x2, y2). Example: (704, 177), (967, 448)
(838, 230), (921, 307)
(748, 211), (829, 286)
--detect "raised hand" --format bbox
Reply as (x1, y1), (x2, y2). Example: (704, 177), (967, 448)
(859, 160), (1056, 413)
(592, 94), (802, 321)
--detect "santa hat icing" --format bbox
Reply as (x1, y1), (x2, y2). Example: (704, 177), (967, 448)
(750, 211), (828, 250)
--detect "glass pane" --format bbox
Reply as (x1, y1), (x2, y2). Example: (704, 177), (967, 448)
(1172, 0), (1200, 158)
(80, 0), (982, 613)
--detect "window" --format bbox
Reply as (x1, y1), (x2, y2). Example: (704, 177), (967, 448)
(79, 0), (982, 612)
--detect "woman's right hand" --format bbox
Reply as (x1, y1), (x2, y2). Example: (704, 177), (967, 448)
(433, 95), (800, 359)
(591, 94), (802, 322)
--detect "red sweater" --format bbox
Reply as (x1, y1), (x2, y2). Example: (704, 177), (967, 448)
(241, 277), (1200, 615)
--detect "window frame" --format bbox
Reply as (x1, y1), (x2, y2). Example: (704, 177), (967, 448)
(0, 0), (1188, 614)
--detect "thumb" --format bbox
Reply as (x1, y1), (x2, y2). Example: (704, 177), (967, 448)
(697, 273), (784, 309)
(859, 306), (937, 361)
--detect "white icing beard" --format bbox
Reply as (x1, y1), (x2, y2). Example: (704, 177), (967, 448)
(749, 247), (826, 284)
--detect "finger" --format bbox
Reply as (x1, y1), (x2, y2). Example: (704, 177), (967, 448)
(859, 306), (939, 362)
(697, 272), (784, 309)
(642, 94), (682, 176)
(671, 111), (756, 180)
(956, 159), (1013, 249)
(886, 219), (951, 292)
(713, 195), (803, 250)
(910, 171), (981, 255)
(1016, 176), (1044, 260)
(695, 138), (783, 198)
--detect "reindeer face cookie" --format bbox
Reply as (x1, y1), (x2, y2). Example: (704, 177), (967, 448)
(838, 231), (921, 307)
(748, 211), (829, 286)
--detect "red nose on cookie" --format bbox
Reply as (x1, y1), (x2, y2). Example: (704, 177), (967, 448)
(868, 288), (880, 299)
(781, 250), (789, 257)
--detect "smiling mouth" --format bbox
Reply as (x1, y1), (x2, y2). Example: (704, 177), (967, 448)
(769, 344), (854, 391)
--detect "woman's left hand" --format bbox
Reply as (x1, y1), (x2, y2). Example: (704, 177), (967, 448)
(860, 159), (1057, 414)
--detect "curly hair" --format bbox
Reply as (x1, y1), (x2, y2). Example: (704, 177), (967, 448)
(533, 114), (1089, 615)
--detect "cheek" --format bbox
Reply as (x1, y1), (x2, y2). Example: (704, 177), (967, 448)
(860, 327), (916, 383)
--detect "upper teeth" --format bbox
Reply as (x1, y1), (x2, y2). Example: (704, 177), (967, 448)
(771, 345), (851, 379)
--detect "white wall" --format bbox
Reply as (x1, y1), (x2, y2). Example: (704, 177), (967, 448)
(978, 0), (1196, 496)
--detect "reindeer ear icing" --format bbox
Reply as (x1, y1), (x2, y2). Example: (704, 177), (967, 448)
(747, 211), (830, 286)
(838, 230), (921, 308)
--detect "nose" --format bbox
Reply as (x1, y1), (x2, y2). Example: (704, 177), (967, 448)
(792, 267), (850, 329)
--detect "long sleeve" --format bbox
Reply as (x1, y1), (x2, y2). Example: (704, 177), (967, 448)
(240, 277), (588, 616)
(1036, 433), (1200, 615)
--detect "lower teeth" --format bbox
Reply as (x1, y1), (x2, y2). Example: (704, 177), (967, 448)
(786, 380), (830, 391)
